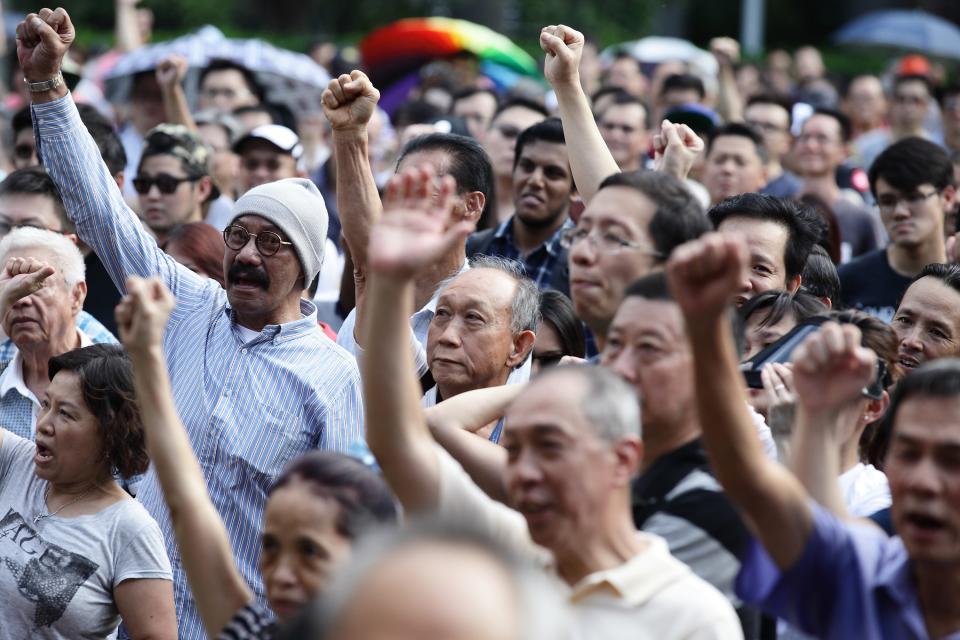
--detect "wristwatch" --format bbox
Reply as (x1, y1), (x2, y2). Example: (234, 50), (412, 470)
(23, 71), (64, 93)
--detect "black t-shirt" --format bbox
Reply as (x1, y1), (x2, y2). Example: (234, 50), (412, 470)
(82, 252), (122, 336)
(838, 248), (914, 322)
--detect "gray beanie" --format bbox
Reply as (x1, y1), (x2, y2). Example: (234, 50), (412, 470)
(232, 178), (328, 285)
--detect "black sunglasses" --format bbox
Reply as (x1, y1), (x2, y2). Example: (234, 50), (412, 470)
(133, 174), (200, 195)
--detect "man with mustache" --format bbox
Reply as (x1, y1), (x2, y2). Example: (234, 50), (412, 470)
(839, 138), (955, 322)
(466, 118), (576, 294)
(16, 10), (363, 640)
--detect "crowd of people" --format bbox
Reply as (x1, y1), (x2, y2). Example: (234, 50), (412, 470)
(1, 4), (959, 640)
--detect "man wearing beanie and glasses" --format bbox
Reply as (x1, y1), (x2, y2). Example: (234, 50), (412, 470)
(16, 9), (363, 639)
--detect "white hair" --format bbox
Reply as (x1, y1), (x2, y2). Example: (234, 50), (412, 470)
(0, 227), (85, 287)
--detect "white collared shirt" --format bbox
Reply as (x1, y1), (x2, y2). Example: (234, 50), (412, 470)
(0, 329), (93, 436)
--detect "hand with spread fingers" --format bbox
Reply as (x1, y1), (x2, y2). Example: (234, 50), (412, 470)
(653, 119), (706, 182)
(15, 8), (74, 83)
(540, 24), (584, 88)
(0, 257), (56, 317)
(116, 276), (176, 356)
(666, 232), (750, 325)
(322, 70), (381, 132)
(368, 167), (476, 280)
(791, 321), (877, 417)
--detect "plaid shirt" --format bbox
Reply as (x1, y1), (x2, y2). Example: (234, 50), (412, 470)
(480, 217), (572, 289)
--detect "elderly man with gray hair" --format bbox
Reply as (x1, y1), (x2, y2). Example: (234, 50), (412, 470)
(0, 227), (89, 439)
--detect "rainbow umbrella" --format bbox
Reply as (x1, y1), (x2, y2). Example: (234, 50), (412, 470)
(360, 17), (540, 91)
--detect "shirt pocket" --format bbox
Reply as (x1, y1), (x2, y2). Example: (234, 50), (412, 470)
(227, 402), (312, 486)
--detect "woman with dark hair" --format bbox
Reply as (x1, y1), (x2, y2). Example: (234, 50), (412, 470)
(738, 289), (827, 362)
(0, 259), (176, 638)
(532, 290), (585, 372)
(116, 276), (398, 640)
(162, 222), (227, 287)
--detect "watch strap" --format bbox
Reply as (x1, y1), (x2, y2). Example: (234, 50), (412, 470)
(23, 71), (64, 93)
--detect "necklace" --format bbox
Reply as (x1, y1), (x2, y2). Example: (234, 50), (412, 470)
(33, 484), (97, 525)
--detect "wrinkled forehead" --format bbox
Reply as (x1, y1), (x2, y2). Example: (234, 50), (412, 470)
(437, 269), (517, 311)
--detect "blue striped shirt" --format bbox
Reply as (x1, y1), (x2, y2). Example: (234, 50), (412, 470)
(33, 95), (364, 640)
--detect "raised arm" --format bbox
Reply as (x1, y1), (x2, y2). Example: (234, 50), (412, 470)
(424, 385), (517, 503)
(18, 9), (208, 301)
(156, 55), (196, 130)
(362, 166), (475, 512)
(666, 233), (813, 569)
(710, 38), (745, 124)
(114, 0), (145, 53)
(788, 322), (878, 519)
(117, 277), (251, 639)
(322, 71), (382, 342)
(540, 25), (619, 203)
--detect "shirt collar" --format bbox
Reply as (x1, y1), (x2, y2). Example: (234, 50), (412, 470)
(223, 298), (320, 345)
(568, 534), (688, 607)
(0, 329), (90, 406)
(497, 215), (573, 257)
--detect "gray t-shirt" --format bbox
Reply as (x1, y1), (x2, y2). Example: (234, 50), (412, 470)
(0, 431), (171, 639)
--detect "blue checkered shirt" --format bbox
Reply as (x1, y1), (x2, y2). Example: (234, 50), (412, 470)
(34, 95), (364, 640)
(480, 216), (572, 289)
(0, 311), (117, 362)
(0, 360), (36, 439)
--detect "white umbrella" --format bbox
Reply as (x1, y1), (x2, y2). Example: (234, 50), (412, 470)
(602, 36), (719, 78)
(104, 26), (331, 116)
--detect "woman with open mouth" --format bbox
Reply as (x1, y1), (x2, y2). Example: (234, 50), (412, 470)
(0, 257), (176, 639)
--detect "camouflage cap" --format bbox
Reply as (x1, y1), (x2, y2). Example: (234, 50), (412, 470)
(142, 123), (212, 177)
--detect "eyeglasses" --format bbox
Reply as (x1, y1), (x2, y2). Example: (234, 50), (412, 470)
(223, 224), (293, 257)
(746, 120), (787, 134)
(132, 174), (200, 195)
(560, 227), (663, 257)
(876, 189), (939, 213)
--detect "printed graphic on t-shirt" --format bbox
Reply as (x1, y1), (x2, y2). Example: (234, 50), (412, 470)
(0, 509), (99, 628)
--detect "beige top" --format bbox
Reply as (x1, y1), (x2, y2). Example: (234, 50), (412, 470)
(436, 447), (744, 639)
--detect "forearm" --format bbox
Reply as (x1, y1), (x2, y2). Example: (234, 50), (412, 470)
(115, 0), (143, 52)
(552, 82), (620, 202)
(715, 66), (743, 123)
(425, 384), (524, 433)
(33, 94), (184, 294)
(429, 424), (508, 503)
(362, 271), (441, 511)
(688, 315), (813, 567)
(789, 406), (852, 518)
(334, 129), (380, 278)
(129, 346), (252, 634)
(160, 85), (196, 129)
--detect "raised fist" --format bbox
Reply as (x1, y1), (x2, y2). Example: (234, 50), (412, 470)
(15, 8), (75, 83)
(791, 322), (877, 417)
(653, 119), (705, 182)
(322, 70), (380, 132)
(155, 55), (188, 90)
(666, 233), (749, 323)
(0, 257), (55, 317)
(540, 24), (584, 88)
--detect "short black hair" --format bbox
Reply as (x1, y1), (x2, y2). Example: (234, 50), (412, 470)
(538, 290), (586, 359)
(452, 87), (499, 107)
(392, 99), (444, 128)
(911, 262), (960, 293)
(893, 73), (932, 96)
(493, 96), (548, 120)
(623, 271), (673, 302)
(661, 73), (705, 100)
(707, 122), (768, 164)
(868, 137), (953, 196)
(746, 93), (794, 126)
(598, 91), (650, 129)
(598, 171), (710, 263)
(801, 244), (841, 306)
(737, 289), (827, 330)
(0, 166), (69, 230)
(11, 106), (32, 137)
(199, 58), (263, 102)
(397, 133), (494, 223)
(269, 450), (398, 539)
(708, 193), (825, 281)
(76, 104), (127, 177)
(808, 107), (853, 143)
(513, 117), (566, 169)
(48, 345), (148, 479)
(233, 102), (298, 132)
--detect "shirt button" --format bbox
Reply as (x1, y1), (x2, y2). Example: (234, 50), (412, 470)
(223, 389), (232, 398)
(241, 348), (247, 354)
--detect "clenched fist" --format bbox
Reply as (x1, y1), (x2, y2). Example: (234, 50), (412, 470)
(15, 8), (74, 84)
